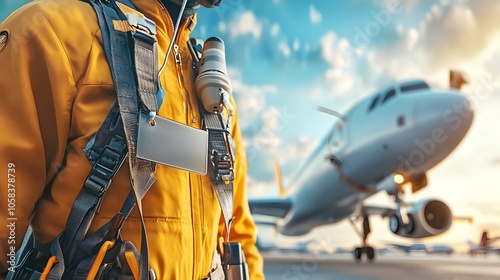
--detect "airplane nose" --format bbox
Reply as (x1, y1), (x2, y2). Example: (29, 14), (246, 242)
(413, 92), (474, 147)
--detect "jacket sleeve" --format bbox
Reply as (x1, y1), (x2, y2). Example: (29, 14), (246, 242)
(0, 3), (76, 276)
(219, 98), (265, 280)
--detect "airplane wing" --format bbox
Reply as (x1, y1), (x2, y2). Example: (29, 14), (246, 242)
(248, 197), (293, 218)
(387, 243), (412, 252)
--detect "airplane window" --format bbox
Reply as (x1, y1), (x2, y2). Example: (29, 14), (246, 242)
(382, 88), (396, 104)
(368, 95), (380, 112)
(401, 82), (430, 93)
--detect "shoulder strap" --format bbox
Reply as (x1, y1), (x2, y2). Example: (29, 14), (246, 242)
(204, 112), (235, 239)
(47, 1), (159, 279)
(189, 38), (236, 241)
(97, 3), (159, 278)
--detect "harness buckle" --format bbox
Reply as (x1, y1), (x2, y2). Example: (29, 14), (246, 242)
(125, 12), (157, 35)
(210, 150), (234, 184)
(84, 136), (127, 197)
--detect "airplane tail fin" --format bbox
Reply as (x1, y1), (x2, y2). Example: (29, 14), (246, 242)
(450, 70), (469, 90)
(275, 160), (286, 198)
(480, 231), (488, 247)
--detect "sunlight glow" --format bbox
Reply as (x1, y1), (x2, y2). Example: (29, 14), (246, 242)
(394, 174), (405, 184)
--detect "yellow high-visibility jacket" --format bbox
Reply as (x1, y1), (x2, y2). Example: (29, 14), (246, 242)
(0, 0), (264, 279)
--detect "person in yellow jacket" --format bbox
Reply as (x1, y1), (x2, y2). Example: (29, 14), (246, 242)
(0, 0), (264, 279)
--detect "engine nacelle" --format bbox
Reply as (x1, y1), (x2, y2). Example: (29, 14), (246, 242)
(390, 199), (452, 238)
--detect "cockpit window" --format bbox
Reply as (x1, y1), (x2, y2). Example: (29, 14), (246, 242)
(382, 88), (396, 104)
(401, 82), (430, 93)
(368, 95), (380, 112)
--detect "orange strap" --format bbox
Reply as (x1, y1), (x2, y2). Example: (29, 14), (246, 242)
(86, 240), (116, 280)
(124, 251), (140, 280)
(40, 256), (58, 280)
(218, 236), (225, 256)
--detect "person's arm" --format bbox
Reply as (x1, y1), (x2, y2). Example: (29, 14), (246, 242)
(0, 2), (77, 275)
(222, 98), (265, 280)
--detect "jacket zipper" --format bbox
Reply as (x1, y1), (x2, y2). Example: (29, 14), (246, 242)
(173, 43), (186, 113)
(173, 43), (197, 123)
(156, 2), (199, 278)
(157, 1), (197, 124)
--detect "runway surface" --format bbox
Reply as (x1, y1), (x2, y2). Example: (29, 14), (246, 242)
(262, 252), (500, 280)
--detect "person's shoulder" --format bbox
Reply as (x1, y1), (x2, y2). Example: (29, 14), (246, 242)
(16, 0), (96, 19)
(2, 0), (98, 35)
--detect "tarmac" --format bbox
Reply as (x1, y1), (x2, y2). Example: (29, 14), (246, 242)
(262, 251), (500, 280)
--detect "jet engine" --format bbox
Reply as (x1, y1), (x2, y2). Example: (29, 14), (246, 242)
(389, 199), (452, 238)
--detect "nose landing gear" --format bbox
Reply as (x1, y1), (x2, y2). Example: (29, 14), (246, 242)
(354, 246), (375, 261)
(349, 215), (376, 261)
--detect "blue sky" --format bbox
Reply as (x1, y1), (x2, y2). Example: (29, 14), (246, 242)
(3, 0), (500, 248)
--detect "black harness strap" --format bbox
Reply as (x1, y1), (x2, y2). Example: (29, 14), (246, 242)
(45, 1), (158, 279)
(63, 134), (127, 260)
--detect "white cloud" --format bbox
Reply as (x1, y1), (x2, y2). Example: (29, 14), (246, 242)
(293, 39), (300, 52)
(228, 67), (278, 127)
(281, 137), (318, 163)
(233, 82), (278, 123)
(254, 107), (284, 150)
(229, 11), (263, 39)
(418, 1), (500, 68)
(218, 21), (227, 33)
(325, 68), (355, 94)
(320, 31), (351, 69)
(270, 23), (280, 37)
(198, 25), (207, 39)
(378, 0), (416, 12)
(440, 0), (450, 6)
(404, 28), (419, 51)
(363, 0), (500, 87)
(309, 4), (323, 24)
(278, 40), (291, 58)
(319, 31), (355, 94)
(247, 176), (278, 198)
(308, 85), (324, 100)
(261, 107), (285, 132)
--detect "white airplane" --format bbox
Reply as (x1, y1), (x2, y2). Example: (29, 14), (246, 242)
(389, 242), (454, 255)
(249, 71), (474, 261)
(468, 231), (500, 256)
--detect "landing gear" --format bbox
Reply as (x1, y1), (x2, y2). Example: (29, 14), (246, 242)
(354, 247), (362, 260)
(349, 215), (376, 262)
(389, 214), (415, 234)
(390, 188), (415, 235)
(366, 246), (375, 260)
(354, 246), (375, 261)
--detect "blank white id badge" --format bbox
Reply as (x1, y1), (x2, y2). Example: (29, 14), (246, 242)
(137, 112), (208, 175)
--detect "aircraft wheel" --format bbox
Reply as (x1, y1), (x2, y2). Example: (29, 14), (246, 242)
(404, 214), (415, 234)
(366, 246), (375, 261)
(389, 215), (400, 234)
(354, 247), (363, 260)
